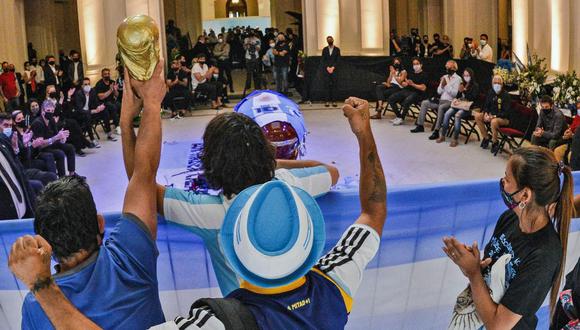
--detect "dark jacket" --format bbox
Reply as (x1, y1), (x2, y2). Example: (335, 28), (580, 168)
(483, 89), (513, 121)
(73, 89), (99, 113)
(536, 108), (567, 140)
(457, 82), (480, 108)
(43, 65), (59, 87)
(66, 61), (85, 86)
(320, 46), (341, 71)
(0, 135), (35, 220)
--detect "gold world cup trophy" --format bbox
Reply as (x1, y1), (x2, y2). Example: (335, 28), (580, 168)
(116, 14), (160, 82)
(117, 14), (160, 126)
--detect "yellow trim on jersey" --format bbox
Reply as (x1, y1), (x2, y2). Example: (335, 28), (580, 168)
(311, 268), (353, 313)
(239, 269), (353, 313)
(240, 276), (306, 294)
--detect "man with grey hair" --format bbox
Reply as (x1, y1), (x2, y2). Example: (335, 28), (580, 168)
(411, 60), (462, 140)
(474, 75), (513, 154)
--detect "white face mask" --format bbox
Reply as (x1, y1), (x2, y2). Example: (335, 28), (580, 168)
(493, 83), (502, 94)
(463, 76), (471, 83)
(83, 85), (91, 93)
(413, 64), (421, 73)
(213, 73), (219, 79)
(218, 38), (223, 43)
(270, 43), (275, 48)
(480, 40), (487, 46)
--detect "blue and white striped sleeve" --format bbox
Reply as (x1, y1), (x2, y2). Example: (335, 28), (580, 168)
(315, 224), (380, 298)
(163, 187), (226, 234)
(274, 166), (332, 198)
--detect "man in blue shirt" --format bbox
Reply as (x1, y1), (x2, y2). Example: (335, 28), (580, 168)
(10, 97), (386, 330)
(8, 60), (168, 329)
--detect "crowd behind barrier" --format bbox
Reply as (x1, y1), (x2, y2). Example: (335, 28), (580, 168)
(304, 56), (496, 102)
(2, 173), (580, 329)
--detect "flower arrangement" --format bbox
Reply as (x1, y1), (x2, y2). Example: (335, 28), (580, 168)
(493, 67), (516, 86)
(552, 71), (580, 107)
(515, 54), (548, 104)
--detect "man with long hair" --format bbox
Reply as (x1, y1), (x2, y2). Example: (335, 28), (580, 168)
(157, 111), (339, 296)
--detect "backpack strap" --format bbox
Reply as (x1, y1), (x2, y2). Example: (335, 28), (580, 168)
(190, 298), (259, 330)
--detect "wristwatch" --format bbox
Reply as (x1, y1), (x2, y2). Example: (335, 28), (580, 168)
(48, 138), (53, 145)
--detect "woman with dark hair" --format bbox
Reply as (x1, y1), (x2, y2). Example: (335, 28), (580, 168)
(444, 146), (574, 329)
(155, 112), (339, 296)
(437, 67), (480, 147)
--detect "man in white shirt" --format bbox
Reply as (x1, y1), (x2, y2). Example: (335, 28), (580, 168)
(476, 34), (493, 63)
(411, 60), (462, 140)
(191, 54), (221, 109)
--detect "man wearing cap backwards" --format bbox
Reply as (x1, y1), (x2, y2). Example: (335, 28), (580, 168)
(7, 97), (386, 329)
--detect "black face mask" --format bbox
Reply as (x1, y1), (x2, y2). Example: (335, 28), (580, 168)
(446, 69), (455, 75)
(16, 121), (26, 128)
(31, 61), (37, 66)
(44, 112), (54, 121)
(104, 77), (110, 82)
(72, 58), (80, 62)
(49, 91), (58, 99)
(542, 108), (552, 115)
(48, 61), (56, 66)
(393, 63), (401, 69)
(9, 68), (15, 72)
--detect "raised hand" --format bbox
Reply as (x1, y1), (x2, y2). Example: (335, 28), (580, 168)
(442, 237), (482, 279)
(130, 59), (166, 109)
(342, 97), (371, 135)
(8, 235), (52, 290)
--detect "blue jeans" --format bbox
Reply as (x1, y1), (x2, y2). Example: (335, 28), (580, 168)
(440, 108), (469, 139)
(274, 65), (288, 94)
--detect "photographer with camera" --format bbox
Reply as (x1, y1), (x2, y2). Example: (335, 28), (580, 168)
(243, 29), (263, 95)
(460, 37), (477, 60)
(389, 31), (401, 56)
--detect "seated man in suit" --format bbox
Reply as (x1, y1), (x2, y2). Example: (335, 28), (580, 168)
(74, 77), (117, 144)
(0, 112), (36, 220)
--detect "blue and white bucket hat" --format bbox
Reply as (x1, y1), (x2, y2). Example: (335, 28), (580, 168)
(220, 180), (325, 288)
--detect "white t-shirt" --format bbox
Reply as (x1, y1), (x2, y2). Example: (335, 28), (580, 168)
(477, 44), (493, 62)
(191, 63), (208, 90)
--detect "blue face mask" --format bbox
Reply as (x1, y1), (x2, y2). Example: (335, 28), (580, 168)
(493, 84), (502, 94)
(2, 127), (12, 138)
(500, 179), (523, 209)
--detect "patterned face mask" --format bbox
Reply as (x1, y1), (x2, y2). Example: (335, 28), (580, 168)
(500, 179), (523, 210)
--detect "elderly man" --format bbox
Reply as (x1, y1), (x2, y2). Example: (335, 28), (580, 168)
(474, 75), (513, 154)
(411, 60), (462, 140)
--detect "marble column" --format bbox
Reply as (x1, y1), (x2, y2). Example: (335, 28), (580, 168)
(442, 0), (497, 62)
(77, 0), (166, 81)
(550, 0), (569, 72)
(511, 0), (529, 63)
(24, 0), (59, 60)
(0, 0), (27, 69)
(570, 0), (580, 71)
(302, 0), (389, 56)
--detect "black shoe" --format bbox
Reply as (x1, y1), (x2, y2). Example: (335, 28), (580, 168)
(491, 142), (500, 154)
(107, 135), (118, 141)
(76, 150), (87, 157)
(410, 125), (424, 133)
(87, 142), (96, 149)
(480, 138), (490, 149)
(428, 130), (440, 140)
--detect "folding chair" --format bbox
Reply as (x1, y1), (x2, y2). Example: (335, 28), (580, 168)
(494, 103), (537, 156)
